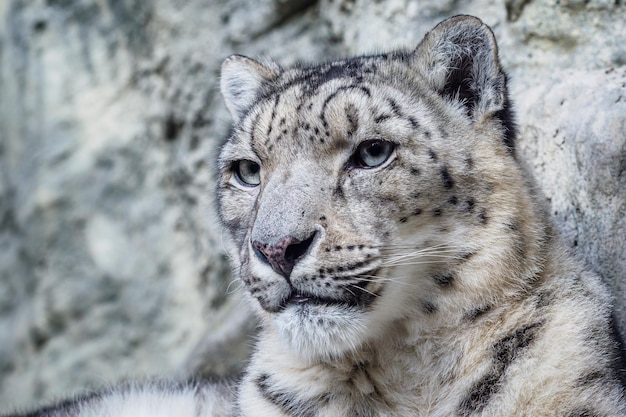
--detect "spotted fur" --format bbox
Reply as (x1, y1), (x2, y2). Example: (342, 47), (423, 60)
(5, 15), (625, 417)
(220, 15), (626, 417)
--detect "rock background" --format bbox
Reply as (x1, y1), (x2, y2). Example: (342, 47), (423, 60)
(0, 0), (624, 412)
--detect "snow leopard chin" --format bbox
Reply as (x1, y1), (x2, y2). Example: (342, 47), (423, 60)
(270, 302), (379, 361)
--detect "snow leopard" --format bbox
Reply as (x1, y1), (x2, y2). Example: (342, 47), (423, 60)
(5, 15), (626, 417)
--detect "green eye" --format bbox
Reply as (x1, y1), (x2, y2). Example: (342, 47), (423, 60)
(352, 140), (395, 168)
(233, 160), (261, 186)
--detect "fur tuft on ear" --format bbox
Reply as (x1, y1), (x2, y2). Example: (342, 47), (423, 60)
(220, 55), (281, 123)
(414, 16), (506, 118)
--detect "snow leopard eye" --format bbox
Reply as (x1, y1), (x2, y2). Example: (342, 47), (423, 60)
(352, 139), (395, 168)
(233, 160), (261, 186)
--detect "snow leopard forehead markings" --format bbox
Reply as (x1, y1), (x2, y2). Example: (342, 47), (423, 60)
(227, 74), (453, 195)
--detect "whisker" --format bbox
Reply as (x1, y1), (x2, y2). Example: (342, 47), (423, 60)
(382, 247), (464, 258)
(350, 283), (380, 298)
(382, 258), (456, 267)
(225, 278), (243, 295)
(378, 241), (467, 251)
(356, 275), (423, 288)
(384, 254), (460, 262)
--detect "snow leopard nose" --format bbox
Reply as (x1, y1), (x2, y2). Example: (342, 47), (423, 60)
(252, 233), (316, 279)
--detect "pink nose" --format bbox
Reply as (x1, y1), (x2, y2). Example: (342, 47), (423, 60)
(252, 233), (316, 278)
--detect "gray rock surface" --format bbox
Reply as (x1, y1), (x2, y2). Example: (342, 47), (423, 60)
(0, 0), (624, 412)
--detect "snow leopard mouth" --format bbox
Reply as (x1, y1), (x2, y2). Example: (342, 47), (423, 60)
(278, 275), (381, 312)
(281, 293), (347, 310)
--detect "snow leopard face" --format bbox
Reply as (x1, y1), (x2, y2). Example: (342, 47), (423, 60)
(217, 16), (523, 361)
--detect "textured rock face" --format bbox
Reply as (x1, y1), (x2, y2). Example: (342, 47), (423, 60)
(0, 0), (624, 411)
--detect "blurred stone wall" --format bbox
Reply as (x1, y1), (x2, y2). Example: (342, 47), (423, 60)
(0, 0), (624, 412)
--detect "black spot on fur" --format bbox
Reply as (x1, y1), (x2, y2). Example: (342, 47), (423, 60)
(410, 168), (420, 175)
(459, 321), (543, 416)
(428, 149), (438, 161)
(478, 209), (488, 225)
(464, 304), (492, 322)
(449, 195), (458, 205)
(375, 114), (391, 123)
(441, 166), (454, 189)
(412, 208), (423, 216)
(399, 217), (408, 223)
(433, 271), (455, 287)
(423, 301), (437, 314)
(459, 251), (477, 262)
(465, 156), (474, 169)
(464, 198), (475, 213)
(433, 208), (442, 217)
(387, 98), (401, 116)
(505, 220), (519, 231)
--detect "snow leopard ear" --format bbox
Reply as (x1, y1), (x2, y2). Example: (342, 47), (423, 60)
(414, 15), (506, 115)
(220, 55), (280, 123)
(413, 15), (516, 152)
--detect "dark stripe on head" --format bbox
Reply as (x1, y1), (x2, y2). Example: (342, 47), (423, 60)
(266, 95), (280, 136)
(320, 85), (371, 129)
(345, 104), (359, 137)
